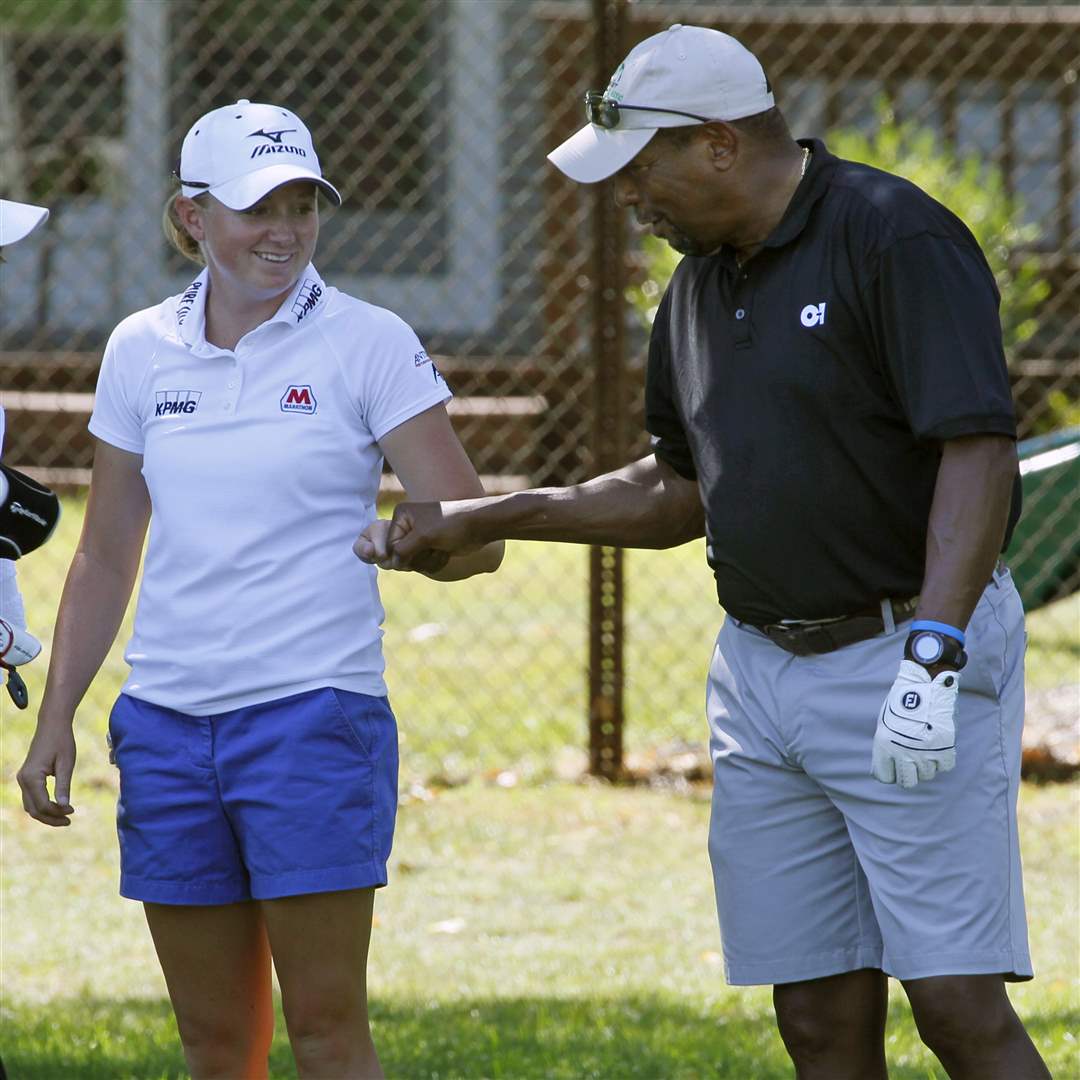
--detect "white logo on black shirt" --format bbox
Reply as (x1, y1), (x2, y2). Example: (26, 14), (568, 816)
(800, 302), (827, 328)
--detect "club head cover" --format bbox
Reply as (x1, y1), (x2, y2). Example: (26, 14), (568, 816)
(0, 464), (61, 559)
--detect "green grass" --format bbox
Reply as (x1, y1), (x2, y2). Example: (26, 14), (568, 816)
(6, 495), (1078, 785)
(1, 781), (1077, 1078)
(3, 496), (1077, 1076)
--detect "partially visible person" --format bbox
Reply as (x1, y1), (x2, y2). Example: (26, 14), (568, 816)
(0, 199), (60, 710)
(16, 101), (501, 1079)
(361, 25), (1049, 1080)
(1, 197), (58, 1080)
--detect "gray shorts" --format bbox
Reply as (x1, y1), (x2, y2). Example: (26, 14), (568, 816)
(707, 565), (1033, 986)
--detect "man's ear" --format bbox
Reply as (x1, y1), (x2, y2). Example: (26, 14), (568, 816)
(701, 121), (738, 172)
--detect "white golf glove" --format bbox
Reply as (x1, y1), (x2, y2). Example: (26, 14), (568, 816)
(872, 660), (959, 789)
(1, 616), (41, 670)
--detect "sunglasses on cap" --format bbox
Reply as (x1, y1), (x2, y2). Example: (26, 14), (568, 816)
(584, 91), (711, 129)
(173, 158), (210, 190)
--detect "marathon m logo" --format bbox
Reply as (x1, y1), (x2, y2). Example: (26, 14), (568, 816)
(155, 389), (203, 417)
(248, 127), (308, 160)
(800, 302), (827, 328)
(280, 384), (317, 414)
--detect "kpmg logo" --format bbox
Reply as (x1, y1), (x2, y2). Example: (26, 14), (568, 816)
(291, 279), (323, 323)
(248, 127), (307, 160)
(281, 384), (317, 414)
(176, 279), (203, 326)
(155, 389), (202, 417)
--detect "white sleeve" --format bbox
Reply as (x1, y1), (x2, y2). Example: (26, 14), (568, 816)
(0, 408), (27, 636)
(345, 311), (452, 441)
(0, 559), (26, 631)
(88, 327), (145, 453)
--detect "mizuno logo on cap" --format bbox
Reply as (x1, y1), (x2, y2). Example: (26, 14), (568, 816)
(248, 128), (297, 144)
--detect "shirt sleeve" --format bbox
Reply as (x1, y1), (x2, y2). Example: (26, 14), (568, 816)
(645, 291), (697, 479)
(88, 328), (145, 453)
(864, 233), (1017, 442)
(345, 310), (452, 441)
(0, 559), (26, 630)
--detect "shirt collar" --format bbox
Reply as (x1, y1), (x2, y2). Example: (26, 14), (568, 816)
(174, 268), (210, 346)
(761, 138), (836, 251)
(716, 137), (837, 272)
(265, 263), (327, 329)
(173, 263), (327, 349)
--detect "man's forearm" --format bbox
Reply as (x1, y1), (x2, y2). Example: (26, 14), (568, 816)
(917, 434), (1017, 630)
(466, 457), (704, 550)
(385, 455), (705, 567)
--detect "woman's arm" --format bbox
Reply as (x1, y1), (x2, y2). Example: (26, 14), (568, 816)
(362, 403), (504, 581)
(16, 441), (150, 825)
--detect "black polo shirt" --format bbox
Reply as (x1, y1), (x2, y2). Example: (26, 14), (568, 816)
(646, 138), (1022, 625)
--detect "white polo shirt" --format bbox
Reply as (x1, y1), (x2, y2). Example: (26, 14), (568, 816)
(89, 265), (450, 714)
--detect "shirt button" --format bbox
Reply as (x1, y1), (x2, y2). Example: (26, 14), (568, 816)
(227, 382), (235, 389)
(735, 308), (746, 320)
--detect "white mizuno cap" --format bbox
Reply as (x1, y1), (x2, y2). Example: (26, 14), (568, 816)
(548, 24), (775, 184)
(0, 200), (50, 247)
(176, 100), (342, 210)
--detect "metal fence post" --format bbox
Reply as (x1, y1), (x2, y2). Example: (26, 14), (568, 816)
(588, 0), (628, 780)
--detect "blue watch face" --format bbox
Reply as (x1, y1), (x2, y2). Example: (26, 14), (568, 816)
(911, 632), (945, 664)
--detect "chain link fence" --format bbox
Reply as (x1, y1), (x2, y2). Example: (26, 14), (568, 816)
(1, 0), (1076, 781)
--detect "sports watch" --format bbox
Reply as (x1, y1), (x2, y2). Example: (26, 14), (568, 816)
(904, 629), (967, 670)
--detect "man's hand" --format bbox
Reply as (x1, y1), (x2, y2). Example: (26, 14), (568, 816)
(353, 513), (451, 575)
(389, 500), (484, 563)
(872, 659), (959, 789)
(17, 723), (76, 827)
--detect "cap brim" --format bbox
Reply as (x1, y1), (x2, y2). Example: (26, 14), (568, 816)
(547, 124), (657, 184)
(0, 201), (50, 247)
(210, 165), (342, 210)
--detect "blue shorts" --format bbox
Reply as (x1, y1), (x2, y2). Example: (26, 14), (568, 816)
(107, 687), (398, 905)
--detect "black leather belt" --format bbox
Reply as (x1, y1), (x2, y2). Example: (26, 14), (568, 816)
(754, 596), (920, 657)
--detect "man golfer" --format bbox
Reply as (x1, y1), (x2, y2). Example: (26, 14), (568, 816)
(360, 24), (1049, 1080)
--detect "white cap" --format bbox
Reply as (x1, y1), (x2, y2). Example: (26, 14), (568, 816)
(0, 200), (50, 247)
(177, 100), (341, 210)
(548, 25), (774, 184)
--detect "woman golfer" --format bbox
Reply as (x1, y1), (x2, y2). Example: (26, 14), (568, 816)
(17, 99), (502, 1079)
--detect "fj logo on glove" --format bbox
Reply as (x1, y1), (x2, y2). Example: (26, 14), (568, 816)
(902, 691), (921, 710)
(800, 302), (826, 327)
